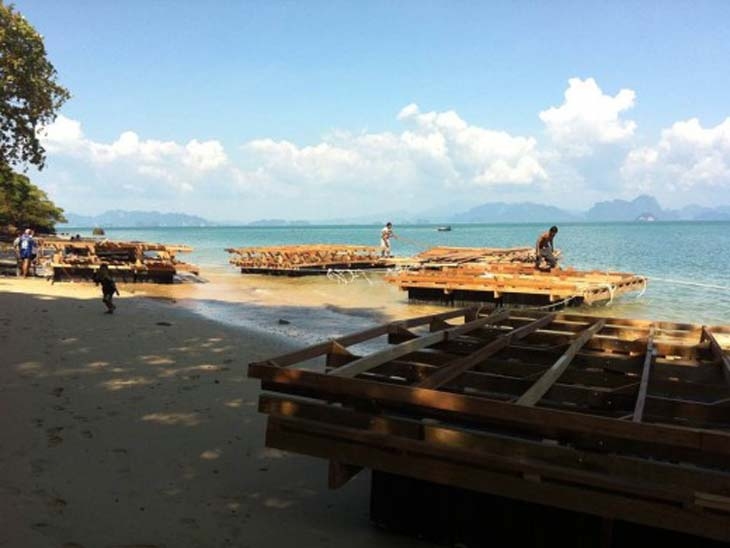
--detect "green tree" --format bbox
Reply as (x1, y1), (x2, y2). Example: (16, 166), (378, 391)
(1, 3), (70, 236)
(1, 2), (70, 172)
(0, 170), (66, 232)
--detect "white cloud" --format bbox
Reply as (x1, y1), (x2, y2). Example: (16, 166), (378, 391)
(39, 115), (85, 153)
(39, 117), (228, 193)
(184, 140), (228, 171)
(240, 104), (547, 192)
(622, 117), (730, 192)
(539, 77), (637, 155)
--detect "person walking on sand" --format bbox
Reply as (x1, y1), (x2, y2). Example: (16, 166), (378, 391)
(17, 228), (35, 277)
(93, 264), (120, 314)
(535, 225), (559, 270)
(380, 222), (398, 257)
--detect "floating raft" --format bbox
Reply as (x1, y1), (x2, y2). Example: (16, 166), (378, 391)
(39, 238), (199, 283)
(249, 306), (730, 543)
(226, 244), (393, 275)
(387, 262), (646, 307)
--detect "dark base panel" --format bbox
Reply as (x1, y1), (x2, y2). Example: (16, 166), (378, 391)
(406, 287), (584, 308)
(52, 267), (175, 284)
(238, 264), (390, 276)
(370, 471), (726, 548)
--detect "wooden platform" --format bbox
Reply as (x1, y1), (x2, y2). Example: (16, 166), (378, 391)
(38, 238), (199, 283)
(226, 244), (393, 275)
(249, 306), (730, 543)
(409, 245), (547, 266)
(387, 263), (647, 307)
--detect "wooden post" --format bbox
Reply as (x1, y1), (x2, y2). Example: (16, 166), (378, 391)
(632, 326), (656, 423)
(703, 327), (730, 386)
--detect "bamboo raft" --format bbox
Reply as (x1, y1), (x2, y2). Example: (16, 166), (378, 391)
(387, 263), (646, 307)
(38, 238), (199, 283)
(226, 244), (393, 275)
(249, 306), (730, 544)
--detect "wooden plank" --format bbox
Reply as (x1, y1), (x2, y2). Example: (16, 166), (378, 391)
(259, 393), (730, 495)
(330, 309), (509, 378)
(704, 327), (730, 386)
(249, 363), (730, 457)
(256, 306), (480, 367)
(326, 341), (357, 369)
(264, 416), (730, 542)
(516, 320), (607, 406)
(417, 313), (556, 390)
(633, 326), (656, 423)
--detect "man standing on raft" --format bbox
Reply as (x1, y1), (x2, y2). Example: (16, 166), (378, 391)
(535, 225), (559, 270)
(380, 222), (398, 257)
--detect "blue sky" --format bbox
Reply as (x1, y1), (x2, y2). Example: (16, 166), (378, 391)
(13, 0), (730, 221)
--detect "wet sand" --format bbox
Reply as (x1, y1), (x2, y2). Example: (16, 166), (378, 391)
(0, 276), (432, 548)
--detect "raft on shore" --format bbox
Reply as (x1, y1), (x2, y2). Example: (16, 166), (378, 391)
(226, 244), (394, 275)
(249, 305), (730, 544)
(38, 238), (199, 283)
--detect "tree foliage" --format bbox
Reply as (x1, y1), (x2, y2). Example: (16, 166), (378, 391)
(1, 2), (70, 172)
(0, 170), (66, 233)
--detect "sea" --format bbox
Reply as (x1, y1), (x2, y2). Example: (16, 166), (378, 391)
(64, 222), (730, 344)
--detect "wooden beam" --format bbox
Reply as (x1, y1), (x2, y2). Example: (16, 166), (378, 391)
(703, 327), (730, 386)
(263, 416), (730, 542)
(330, 309), (509, 378)
(254, 307), (479, 368)
(418, 313), (556, 390)
(632, 326), (656, 423)
(325, 341), (357, 369)
(259, 393), (730, 494)
(516, 320), (607, 407)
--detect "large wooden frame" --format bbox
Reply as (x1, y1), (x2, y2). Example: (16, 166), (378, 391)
(227, 244), (392, 274)
(386, 265), (647, 307)
(249, 306), (730, 541)
(37, 238), (198, 283)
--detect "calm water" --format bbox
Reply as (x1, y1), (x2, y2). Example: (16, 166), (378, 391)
(66, 222), (730, 326)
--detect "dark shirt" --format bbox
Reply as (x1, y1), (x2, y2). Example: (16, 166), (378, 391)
(94, 273), (117, 295)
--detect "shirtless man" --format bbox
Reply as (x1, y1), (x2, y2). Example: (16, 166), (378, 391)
(535, 226), (559, 269)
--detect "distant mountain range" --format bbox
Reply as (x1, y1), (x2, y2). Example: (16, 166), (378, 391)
(62, 196), (730, 228)
(62, 210), (214, 227)
(442, 195), (730, 223)
(452, 202), (581, 223)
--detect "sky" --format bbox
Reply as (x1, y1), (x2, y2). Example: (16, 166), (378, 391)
(12, 0), (730, 221)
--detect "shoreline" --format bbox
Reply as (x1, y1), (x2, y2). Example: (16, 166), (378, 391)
(0, 278), (430, 548)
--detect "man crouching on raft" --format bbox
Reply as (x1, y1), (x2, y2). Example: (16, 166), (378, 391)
(535, 225), (559, 270)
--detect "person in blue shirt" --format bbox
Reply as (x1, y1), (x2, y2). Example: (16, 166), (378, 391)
(17, 228), (36, 278)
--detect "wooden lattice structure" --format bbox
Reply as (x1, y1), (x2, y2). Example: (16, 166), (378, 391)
(38, 238), (199, 283)
(249, 306), (730, 543)
(226, 244), (393, 274)
(386, 263), (646, 307)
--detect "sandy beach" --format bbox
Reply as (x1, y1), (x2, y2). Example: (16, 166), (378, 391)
(0, 277), (431, 548)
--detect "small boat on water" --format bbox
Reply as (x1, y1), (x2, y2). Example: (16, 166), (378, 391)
(436, 226), (452, 232)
